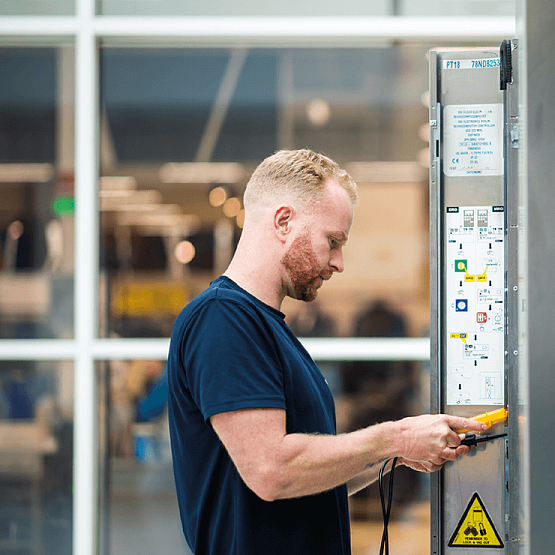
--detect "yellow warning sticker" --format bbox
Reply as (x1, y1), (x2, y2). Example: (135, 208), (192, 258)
(448, 492), (504, 548)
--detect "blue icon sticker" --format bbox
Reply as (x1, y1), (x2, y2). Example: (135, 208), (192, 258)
(455, 299), (468, 312)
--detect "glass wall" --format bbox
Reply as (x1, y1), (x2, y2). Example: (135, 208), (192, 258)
(97, 359), (188, 554)
(0, 47), (74, 340)
(0, 1), (74, 16)
(96, 47), (439, 551)
(403, 0), (514, 16)
(95, 0), (514, 18)
(0, 360), (74, 555)
(96, 0), (390, 17)
(97, 355), (429, 555)
(99, 46), (435, 341)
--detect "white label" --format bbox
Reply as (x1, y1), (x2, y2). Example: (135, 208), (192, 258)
(444, 104), (503, 177)
(443, 58), (501, 70)
(445, 206), (505, 406)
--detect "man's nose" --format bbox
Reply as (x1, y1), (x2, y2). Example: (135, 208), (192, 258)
(330, 249), (344, 273)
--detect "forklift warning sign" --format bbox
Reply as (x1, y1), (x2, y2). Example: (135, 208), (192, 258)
(448, 492), (504, 548)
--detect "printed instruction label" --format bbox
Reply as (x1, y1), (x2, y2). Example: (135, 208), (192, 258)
(444, 104), (503, 177)
(446, 206), (504, 406)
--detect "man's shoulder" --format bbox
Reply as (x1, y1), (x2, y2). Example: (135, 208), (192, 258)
(189, 279), (252, 311)
(174, 279), (256, 328)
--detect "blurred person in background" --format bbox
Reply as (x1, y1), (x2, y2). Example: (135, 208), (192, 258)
(167, 149), (486, 555)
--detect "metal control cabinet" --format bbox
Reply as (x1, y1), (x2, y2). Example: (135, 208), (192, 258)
(429, 41), (522, 554)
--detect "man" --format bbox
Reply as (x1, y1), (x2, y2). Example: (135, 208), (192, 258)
(167, 149), (485, 554)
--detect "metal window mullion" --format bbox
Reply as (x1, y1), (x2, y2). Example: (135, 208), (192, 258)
(84, 337), (431, 362)
(0, 340), (76, 360)
(0, 337), (431, 361)
(0, 15), (514, 42)
(302, 337), (431, 361)
(0, 16), (77, 35)
(74, 0), (99, 552)
(0, 14), (516, 44)
(91, 15), (515, 43)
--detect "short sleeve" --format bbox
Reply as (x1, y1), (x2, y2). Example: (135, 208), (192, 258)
(181, 297), (287, 422)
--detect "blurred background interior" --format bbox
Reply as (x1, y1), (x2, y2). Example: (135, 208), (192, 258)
(0, 2), (515, 553)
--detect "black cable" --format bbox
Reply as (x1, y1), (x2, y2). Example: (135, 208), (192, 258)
(378, 457), (398, 555)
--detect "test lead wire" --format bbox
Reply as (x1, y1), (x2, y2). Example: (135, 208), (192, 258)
(378, 457), (398, 555)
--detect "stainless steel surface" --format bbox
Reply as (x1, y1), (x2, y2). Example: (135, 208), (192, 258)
(440, 50), (504, 208)
(428, 48), (443, 555)
(523, 0), (555, 552)
(504, 39), (523, 555)
(430, 46), (513, 554)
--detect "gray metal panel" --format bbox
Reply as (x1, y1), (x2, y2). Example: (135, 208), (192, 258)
(440, 50), (504, 208)
(430, 47), (510, 555)
(524, 0), (555, 553)
(429, 49), (443, 555)
(503, 40), (524, 555)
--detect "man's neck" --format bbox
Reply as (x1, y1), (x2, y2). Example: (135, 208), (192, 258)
(224, 260), (284, 311)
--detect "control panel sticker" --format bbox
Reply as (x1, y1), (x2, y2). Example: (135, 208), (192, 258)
(448, 492), (504, 548)
(446, 206), (504, 406)
(443, 104), (503, 177)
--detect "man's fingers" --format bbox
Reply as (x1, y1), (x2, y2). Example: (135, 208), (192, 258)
(449, 416), (488, 433)
(439, 449), (458, 461)
(454, 445), (472, 456)
(445, 433), (462, 448)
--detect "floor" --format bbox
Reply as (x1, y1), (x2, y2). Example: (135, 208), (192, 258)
(110, 490), (191, 554)
(110, 460), (192, 555)
(111, 495), (431, 555)
(109, 459), (431, 555)
(351, 501), (431, 555)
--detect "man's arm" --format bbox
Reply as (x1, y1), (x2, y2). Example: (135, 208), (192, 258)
(210, 408), (485, 502)
(345, 456), (442, 496)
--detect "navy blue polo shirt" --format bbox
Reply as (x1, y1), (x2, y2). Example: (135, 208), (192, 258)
(167, 276), (350, 554)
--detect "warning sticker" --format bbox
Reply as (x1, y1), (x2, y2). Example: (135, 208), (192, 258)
(448, 492), (504, 548)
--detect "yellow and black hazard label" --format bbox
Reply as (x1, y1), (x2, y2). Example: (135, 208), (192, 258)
(448, 492), (504, 548)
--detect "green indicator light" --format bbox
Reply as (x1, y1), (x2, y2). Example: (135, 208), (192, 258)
(52, 195), (75, 216)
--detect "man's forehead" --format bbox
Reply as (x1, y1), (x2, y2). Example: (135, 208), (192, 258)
(322, 179), (354, 208)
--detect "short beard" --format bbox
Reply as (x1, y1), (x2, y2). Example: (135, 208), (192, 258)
(281, 231), (321, 302)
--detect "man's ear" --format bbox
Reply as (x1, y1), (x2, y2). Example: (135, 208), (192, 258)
(274, 204), (294, 242)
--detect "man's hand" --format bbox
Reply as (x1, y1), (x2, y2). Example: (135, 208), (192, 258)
(396, 414), (487, 468)
(399, 458), (442, 473)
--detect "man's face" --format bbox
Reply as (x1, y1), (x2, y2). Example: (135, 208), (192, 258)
(281, 179), (353, 302)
